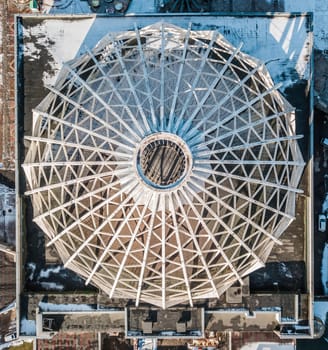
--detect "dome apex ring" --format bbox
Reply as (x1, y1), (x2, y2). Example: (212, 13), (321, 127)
(134, 132), (193, 191)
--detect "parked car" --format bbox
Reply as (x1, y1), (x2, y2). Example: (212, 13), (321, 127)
(321, 138), (328, 148)
(319, 214), (327, 232)
(4, 333), (16, 342)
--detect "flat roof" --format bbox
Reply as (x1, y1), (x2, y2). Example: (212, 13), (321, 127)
(15, 13), (313, 338)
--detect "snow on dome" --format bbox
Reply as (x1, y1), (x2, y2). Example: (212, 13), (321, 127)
(23, 22), (305, 309)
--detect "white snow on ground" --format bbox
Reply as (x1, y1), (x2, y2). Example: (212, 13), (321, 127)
(44, 0), (156, 14)
(126, 0), (156, 13)
(20, 318), (36, 336)
(321, 243), (328, 295)
(39, 265), (61, 278)
(264, 15), (311, 90)
(284, 0), (314, 12)
(23, 42), (41, 61)
(27, 264), (66, 290)
(38, 302), (94, 311)
(52, 15), (310, 91)
(23, 18), (94, 86)
(39, 282), (64, 291)
(314, 0), (328, 51)
(240, 343), (295, 350)
(0, 345), (10, 350)
(322, 193), (328, 214)
(48, 0), (90, 14)
(277, 0), (328, 51)
(0, 183), (15, 201)
(314, 301), (328, 323)
(20, 11), (311, 92)
(26, 262), (36, 280)
(37, 0), (328, 51)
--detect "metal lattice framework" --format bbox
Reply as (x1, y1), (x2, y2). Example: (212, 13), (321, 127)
(23, 22), (305, 308)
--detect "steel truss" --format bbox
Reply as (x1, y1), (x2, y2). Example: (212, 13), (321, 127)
(23, 22), (305, 308)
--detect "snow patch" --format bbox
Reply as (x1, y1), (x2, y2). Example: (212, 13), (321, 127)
(240, 342), (295, 350)
(40, 282), (64, 291)
(0, 343), (21, 350)
(279, 262), (293, 279)
(322, 193), (328, 214)
(22, 19), (94, 86)
(27, 262), (36, 281)
(23, 42), (41, 61)
(20, 318), (36, 336)
(321, 243), (328, 295)
(126, 0), (156, 13)
(39, 265), (61, 278)
(314, 301), (328, 323)
(38, 301), (94, 312)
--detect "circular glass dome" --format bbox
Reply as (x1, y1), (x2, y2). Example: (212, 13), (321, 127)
(23, 22), (305, 308)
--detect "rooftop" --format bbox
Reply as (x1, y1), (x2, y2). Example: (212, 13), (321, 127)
(13, 12), (313, 347)
(19, 14), (309, 310)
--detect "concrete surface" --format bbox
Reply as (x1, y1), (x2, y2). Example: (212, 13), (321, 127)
(206, 311), (279, 331)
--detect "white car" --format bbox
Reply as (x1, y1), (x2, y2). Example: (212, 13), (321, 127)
(4, 333), (16, 342)
(321, 138), (328, 148)
(319, 214), (327, 232)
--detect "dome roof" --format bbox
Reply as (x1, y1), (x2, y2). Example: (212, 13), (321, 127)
(23, 22), (305, 308)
